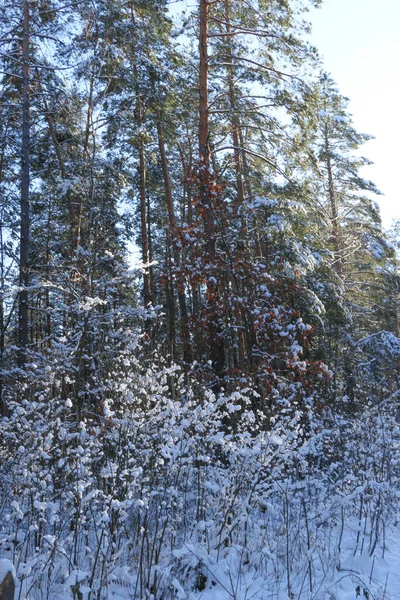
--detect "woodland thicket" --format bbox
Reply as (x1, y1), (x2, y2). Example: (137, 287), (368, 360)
(0, 1), (399, 599)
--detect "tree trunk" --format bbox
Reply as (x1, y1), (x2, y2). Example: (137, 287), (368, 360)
(138, 84), (152, 308)
(222, 0), (247, 369)
(324, 124), (342, 278)
(131, 4), (153, 308)
(0, 116), (9, 411)
(199, 0), (215, 260)
(223, 1), (245, 212)
(18, 0), (30, 361)
(155, 116), (192, 363)
(199, 0), (224, 377)
(72, 69), (95, 294)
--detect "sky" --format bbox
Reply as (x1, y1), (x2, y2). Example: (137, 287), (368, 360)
(307, 0), (400, 228)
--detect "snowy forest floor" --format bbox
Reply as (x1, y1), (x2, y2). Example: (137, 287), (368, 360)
(9, 513), (400, 600)
(2, 362), (400, 600)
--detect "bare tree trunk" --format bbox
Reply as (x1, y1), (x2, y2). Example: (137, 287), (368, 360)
(238, 125), (263, 258)
(155, 116), (192, 363)
(238, 127), (252, 199)
(324, 124), (342, 278)
(0, 116), (9, 411)
(131, 4), (153, 308)
(165, 235), (176, 360)
(222, 0), (247, 369)
(72, 68), (95, 295)
(0, 222), (4, 415)
(40, 81), (76, 241)
(223, 1), (245, 212)
(138, 84), (152, 308)
(199, 0), (215, 259)
(178, 140), (203, 359)
(199, 0), (224, 378)
(18, 0), (30, 361)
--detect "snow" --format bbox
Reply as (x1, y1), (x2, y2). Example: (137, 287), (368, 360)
(2, 387), (400, 600)
(0, 559), (15, 583)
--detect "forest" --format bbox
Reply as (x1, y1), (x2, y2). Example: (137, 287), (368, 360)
(0, 0), (399, 598)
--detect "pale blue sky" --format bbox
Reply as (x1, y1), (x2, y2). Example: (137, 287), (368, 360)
(308, 0), (400, 228)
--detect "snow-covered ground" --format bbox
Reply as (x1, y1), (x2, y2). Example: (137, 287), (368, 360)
(5, 508), (399, 599)
(2, 364), (400, 600)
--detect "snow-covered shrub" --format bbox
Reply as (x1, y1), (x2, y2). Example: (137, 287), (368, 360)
(1, 324), (400, 599)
